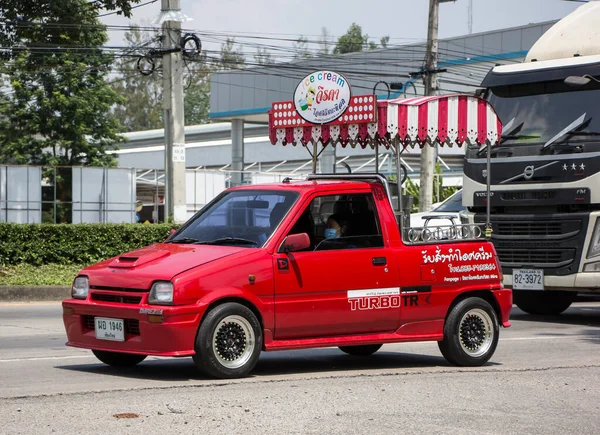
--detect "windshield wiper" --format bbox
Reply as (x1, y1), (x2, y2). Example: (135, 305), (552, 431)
(477, 118), (529, 156)
(542, 113), (587, 150)
(165, 237), (201, 244)
(194, 237), (258, 246)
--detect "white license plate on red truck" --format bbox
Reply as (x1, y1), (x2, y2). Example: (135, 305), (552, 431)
(513, 269), (544, 290)
(94, 317), (125, 342)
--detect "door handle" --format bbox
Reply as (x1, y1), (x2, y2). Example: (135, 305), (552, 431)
(372, 257), (387, 266)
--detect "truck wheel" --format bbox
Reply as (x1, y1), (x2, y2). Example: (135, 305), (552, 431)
(92, 350), (147, 367)
(339, 344), (382, 356)
(193, 303), (262, 379)
(438, 297), (499, 366)
(513, 291), (575, 315)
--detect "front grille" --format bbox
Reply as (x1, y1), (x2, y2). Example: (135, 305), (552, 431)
(92, 294), (142, 304)
(81, 315), (140, 336)
(83, 315), (95, 330)
(495, 248), (575, 268)
(501, 191), (556, 201)
(496, 221), (564, 236)
(126, 319), (140, 335)
(90, 286), (147, 293)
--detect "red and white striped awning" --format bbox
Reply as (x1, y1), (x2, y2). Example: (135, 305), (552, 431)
(268, 94), (502, 149)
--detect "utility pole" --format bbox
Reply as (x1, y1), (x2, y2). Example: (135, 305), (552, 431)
(468, 0), (473, 34)
(419, 0), (441, 212)
(162, 0), (187, 223)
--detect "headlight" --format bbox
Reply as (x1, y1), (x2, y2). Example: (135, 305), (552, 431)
(148, 281), (174, 305)
(587, 218), (600, 258)
(72, 276), (89, 299)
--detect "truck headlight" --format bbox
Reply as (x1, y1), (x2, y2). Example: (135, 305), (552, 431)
(587, 218), (600, 258)
(148, 281), (174, 305)
(72, 276), (89, 300)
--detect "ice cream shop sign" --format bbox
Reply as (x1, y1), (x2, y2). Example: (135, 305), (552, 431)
(293, 71), (351, 124)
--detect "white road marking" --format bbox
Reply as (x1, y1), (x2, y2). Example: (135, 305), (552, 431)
(0, 355), (94, 363)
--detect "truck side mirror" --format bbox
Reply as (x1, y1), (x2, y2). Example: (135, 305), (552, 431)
(282, 233), (310, 253)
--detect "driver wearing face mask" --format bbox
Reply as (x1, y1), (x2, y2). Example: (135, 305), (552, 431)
(325, 214), (348, 239)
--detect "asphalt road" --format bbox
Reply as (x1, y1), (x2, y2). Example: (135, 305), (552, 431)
(0, 302), (599, 434)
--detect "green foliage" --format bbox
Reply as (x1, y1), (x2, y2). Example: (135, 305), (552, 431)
(254, 47), (273, 65)
(334, 23), (366, 54)
(0, 223), (178, 266)
(109, 26), (213, 129)
(333, 23), (384, 55)
(0, 263), (85, 286)
(293, 36), (312, 59)
(388, 163), (460, 212)
(110, 26), (163, 131)
(217, 38), (245, 70)
(318, 27), (333, 56)
(0, 0), (124, 166)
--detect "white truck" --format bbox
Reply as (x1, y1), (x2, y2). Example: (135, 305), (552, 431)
(462, 1), (600, 315)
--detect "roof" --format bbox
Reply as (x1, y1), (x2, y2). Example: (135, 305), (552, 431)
(230, 178), (375, 192)
(525, 1), (600, 62)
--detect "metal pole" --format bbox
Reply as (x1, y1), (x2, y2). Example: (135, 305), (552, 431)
(419, 0), (441, 212)
(312, 143), (318, 173)
(53, 167), (57, 224)
(485, 138), (492, 239)
(162, 0), (187, 224)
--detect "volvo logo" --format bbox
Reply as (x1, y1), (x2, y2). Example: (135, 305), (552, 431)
(523, 165), (535, 180)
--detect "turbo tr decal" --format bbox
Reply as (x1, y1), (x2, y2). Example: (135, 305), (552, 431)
(347, 288), (426, 311)
(422, 246), (493, 264)
(348, 295), (420, 311)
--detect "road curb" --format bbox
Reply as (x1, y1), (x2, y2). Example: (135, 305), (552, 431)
(0, 286), (70, 302)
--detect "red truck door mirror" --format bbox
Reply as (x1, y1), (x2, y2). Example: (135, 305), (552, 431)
(282, 233), (310, 253)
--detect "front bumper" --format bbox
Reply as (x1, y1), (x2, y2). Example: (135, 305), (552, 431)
(62, 299), (206, 356)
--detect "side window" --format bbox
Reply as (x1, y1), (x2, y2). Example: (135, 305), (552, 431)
(285, 193), (384, 251)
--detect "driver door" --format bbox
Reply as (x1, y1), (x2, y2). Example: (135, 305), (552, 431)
(272, 192), (401, 339)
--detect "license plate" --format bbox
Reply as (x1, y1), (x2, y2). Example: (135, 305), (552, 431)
(513, 269), (544, 290)
(94, 317), (125, 342)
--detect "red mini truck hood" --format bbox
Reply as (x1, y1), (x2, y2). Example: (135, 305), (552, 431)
(80, 243), (248, 290)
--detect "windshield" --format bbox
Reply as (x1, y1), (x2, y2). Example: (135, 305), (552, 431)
(170, 190), (298, 247)
(486, 82), (600, 150)
(434, 190), (463, 212)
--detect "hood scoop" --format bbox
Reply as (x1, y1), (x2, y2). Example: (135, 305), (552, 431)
(109, 248), (170, 268)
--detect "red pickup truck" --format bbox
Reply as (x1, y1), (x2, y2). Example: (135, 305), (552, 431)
(63, 174), (511, 378)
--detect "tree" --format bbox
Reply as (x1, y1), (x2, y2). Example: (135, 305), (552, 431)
(110, 26), (163, 131)
(293, 36), (312, 59)
(216, 38), (245, 70)
(318, 27), (333, 56)
(109, 26), (213, 130)
(0, 0), (124, 166)
(254, 47), (273, 65)
(334, 23), (366, 54)
(0, 1), (142, 46)
(183, 55), (212, 126)
(380, 36), (390, 49)
(333, 23), (384, 55)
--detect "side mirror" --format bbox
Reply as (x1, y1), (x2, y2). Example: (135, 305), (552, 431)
(282, 233), (310, 253)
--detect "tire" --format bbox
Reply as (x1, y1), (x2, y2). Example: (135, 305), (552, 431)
(193, 302), (262, 379)
(339, 344), (382, 356)
(92, 350), (147, 367)
(513, 290), (575, 315)
(438, 297), (499, 367)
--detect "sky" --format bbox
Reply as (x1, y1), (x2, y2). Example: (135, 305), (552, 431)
(101, 0), (584, 57)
